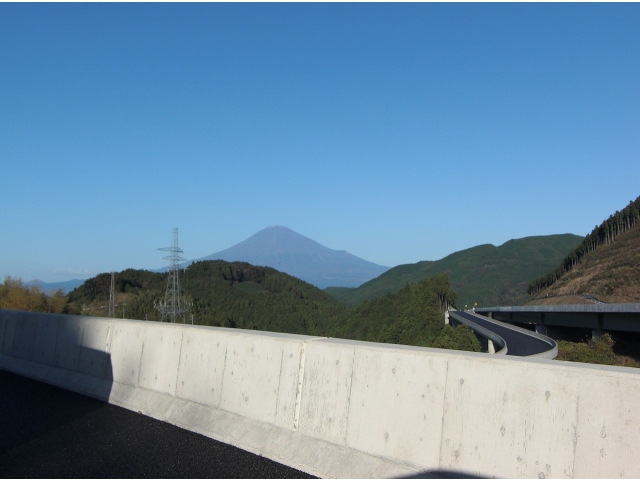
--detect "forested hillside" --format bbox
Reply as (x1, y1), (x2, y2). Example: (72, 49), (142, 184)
(65, 260), (479, 352)
(326, 234), (582, 307)
(329, 274), (480, 352)
(528, 196), (640, 296)
(529, 220), (640, 304)
(68, 261), (345, 336)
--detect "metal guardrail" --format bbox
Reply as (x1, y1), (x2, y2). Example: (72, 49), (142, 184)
(449, 310), (508, 355)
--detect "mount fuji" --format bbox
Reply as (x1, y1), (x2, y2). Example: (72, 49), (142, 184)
(192, 226), (389, 289)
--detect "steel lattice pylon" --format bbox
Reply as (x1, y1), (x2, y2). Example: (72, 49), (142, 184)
(154, 228), (191, 323)
(108, 271), (115, 318)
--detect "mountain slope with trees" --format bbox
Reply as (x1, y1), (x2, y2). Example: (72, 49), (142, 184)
(65, 260), (479, 352)
(325, 234), (583, 308)
(528, 196), (640, 297)
(329, 274), (480, 352)
(68, 261), (345, 336)
(528, 220), (640, 304)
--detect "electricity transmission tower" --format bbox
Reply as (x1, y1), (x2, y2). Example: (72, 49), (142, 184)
(154, 228), (191, 323)
(82, 271), (125, 319)
(108, 271), (115, 318)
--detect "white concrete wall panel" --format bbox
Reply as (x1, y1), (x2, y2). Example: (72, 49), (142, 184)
(272, 338), (305, 430)
(0, 310), (19, 356)
(77, 317), (112, 378)
(12, 312), (37, 361)
(32, 314), (61, 365)
(175, 326), (227, 408)
(345, 345), (449, 468)
(218, 332), (290, 426)
(137, 324), (183, 396)
(440, 356), (580, 478)
(53, 315), (83, 371)
(3, 310), (640, 479)
(298, 340), (356, 445)
(573, 367), (640, 478)
(0, 313), (5, 353)
(109, 321), (146, 386)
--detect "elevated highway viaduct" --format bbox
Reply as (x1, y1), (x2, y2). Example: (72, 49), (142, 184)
(475, 303), (640, 338)
(448, 310), (557, 358)
(1, 309), (639, 478)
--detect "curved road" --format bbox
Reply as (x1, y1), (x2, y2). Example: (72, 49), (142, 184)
(453, 311), (555, 357)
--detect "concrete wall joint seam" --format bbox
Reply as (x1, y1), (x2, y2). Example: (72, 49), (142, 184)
(437, 358), (451, 470)
(571, 392), (580, 478)
(136, 341), (145, 387)
(274, 349), (285, 424)
(102, 321), (113, 379)
(293, 341), (307, 431)
(343, 347), (356, 442)
(0, 315), (7, 354)
(173, 332), (184, 397)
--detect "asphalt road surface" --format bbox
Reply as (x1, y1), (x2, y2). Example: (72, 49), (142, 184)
(0, 369), (314, 479)
(454, 311), (553, 356)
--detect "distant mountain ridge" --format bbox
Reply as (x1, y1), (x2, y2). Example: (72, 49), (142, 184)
(325, 234), (583, 308)
(192, 226), (389, 289)
(25, 278), (86, 294)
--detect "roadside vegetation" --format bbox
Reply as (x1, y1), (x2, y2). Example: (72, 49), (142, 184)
(329, 274), (480, 352)
(557, 334), (640, 368)
(0, 277), (70, 314)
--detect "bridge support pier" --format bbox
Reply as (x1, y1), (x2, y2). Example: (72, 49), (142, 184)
(487, 339), (495, 354)
(535, 324), (549, 336)
(444, 310), (449, 325)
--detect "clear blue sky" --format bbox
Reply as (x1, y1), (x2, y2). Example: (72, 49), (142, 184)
(1, 3), (639, 283)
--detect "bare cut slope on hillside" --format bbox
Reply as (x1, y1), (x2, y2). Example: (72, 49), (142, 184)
(531, 223), (640, 303)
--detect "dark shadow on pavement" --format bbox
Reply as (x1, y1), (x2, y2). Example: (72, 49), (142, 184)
(0, 369), (314, 479)
(0, 345), (113, 455)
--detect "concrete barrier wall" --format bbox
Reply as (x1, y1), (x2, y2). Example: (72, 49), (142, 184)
(1, 309), (639, 478)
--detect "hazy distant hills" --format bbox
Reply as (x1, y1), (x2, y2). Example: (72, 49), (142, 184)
(325, 234), (583, 308)
(193, 226), (390, 289)
(25, 278), (85, 294)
